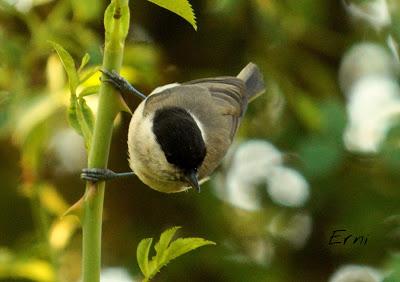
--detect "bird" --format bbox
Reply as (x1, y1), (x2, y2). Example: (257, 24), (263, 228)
(81, 63), (266, 193)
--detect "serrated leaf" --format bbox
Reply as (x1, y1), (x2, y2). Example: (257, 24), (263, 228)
(154, 226), (181, 265)
(78, 85), (100, 98)
(146, 0), (197, 30)
(78, 53), (90, 73)
(76, 97), (94, 149)
(137, 238), (153, 277)
(138, 227), (216, 281)
(163, 238), (215, 263)
(49, 41), (79, 94)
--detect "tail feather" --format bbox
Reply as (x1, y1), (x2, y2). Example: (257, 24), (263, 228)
(237, 62), (266, 101)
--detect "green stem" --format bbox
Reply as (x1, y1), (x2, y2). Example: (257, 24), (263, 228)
(81, 1), (129, 281)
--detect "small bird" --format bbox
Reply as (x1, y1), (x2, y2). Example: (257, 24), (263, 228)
(81, 63), (265, 193)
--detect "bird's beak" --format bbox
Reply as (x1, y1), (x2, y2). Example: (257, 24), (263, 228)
(184, 170), (201, 193)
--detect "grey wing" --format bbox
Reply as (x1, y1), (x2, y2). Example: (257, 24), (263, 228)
(183, 76), (248, 140)
(143, 78), (247, 178)
(144, 77), (247, 140)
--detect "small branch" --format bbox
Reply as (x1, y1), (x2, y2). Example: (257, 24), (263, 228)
(81, 1), (129, 281)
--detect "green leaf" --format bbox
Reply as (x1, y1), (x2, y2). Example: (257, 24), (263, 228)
(50, 42), (95, 145)
(163, 237), (215, 263)
(78, 85), (100, 98)
(68, 94), (83, 136)
(146, 0), (197, 31)
(78, 53), (90, 73)
(76, 97), (94, 149)
(79, 66), (101, 84)
(154, 226), (181, 265)
(49, 41), (79, 94)
(136, 226), (215, 281)
(68, 95), (94, 149)
(137, 238), (153, 278)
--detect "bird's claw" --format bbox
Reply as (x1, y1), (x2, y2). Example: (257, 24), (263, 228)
(81, 168), (116, 183)
(99, 69), (127, 90)
(99, 68), (147, 100)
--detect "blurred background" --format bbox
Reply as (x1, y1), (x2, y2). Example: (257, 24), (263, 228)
(1, 0), (400, 281)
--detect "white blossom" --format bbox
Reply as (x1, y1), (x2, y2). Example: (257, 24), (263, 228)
(329, 264), (383, 282)
(339, 42), (397, 93)
(266, 166), (309, 207)
(224, 175), (262, 211)
(100, 268), (134, 282)
(218, 140), (309, 210)
(343, 76), (400, 153)
(78, 267), (136, 282)
(343, 0), (391, 31)
(229, 140), (283, 184)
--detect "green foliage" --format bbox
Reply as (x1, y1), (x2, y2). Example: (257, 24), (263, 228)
(137, 226), (215, 281)
(50, 42), (95, 149)
(297, 136), (342, 178)
(50, 42), (79, 95)
(1, 0), (400, 281)
(79, 85), (101, 98)
(79, 66), (101, 84)
(384, 254), (400, 282)
(0, 248), (55, 282)
(297, 100), (346, 178)
(71, 0), (102, 22)
(76, 96), (95, 148)
(79, 53), (91, 73)
(146, 0), (197, 30)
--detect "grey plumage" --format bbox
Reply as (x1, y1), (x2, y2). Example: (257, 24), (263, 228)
(81, 63), (266, 193)
(237, 62), (266, 100)
(128, 62), (265, 192)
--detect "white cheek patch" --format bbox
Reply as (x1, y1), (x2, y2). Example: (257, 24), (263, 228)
(141, 116), (155, 143)
(188, 112), (207, 143)
(150, 83), (180, 95)
(131, 113), (177, 173)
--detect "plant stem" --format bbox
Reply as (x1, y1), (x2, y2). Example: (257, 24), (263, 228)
(81, 1), (129, 281)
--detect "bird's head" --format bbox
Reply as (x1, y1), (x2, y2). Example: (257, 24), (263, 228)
(152, 106), (207, 192)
